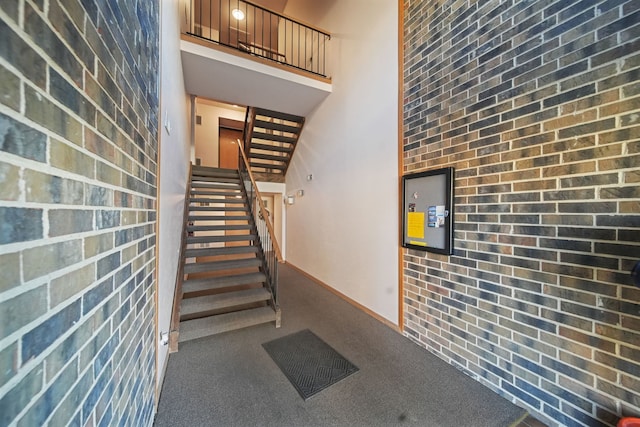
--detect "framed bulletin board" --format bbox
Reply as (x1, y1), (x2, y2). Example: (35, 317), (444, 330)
(402, 167), (454, 255)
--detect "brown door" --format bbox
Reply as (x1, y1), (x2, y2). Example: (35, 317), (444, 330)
(219, 127), (242, 169)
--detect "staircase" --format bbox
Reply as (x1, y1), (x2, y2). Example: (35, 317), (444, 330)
(244, 107), (305, 182)
(172, 165), (280, 346)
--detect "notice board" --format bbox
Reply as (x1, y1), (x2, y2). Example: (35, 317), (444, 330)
(402, 167), (454, 255)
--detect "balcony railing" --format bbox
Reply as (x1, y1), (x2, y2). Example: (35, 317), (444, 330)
(182, 0), (331, 77)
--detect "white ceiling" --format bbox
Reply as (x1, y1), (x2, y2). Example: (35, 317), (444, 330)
(253, 0), (288, 13)
(181, 39), (332, 117)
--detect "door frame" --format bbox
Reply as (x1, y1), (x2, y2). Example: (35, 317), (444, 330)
(218, 117), (244, 168)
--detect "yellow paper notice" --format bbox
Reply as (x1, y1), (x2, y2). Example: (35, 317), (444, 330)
(407, 212), (425, 239)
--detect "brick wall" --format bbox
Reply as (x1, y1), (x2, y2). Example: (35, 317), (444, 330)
(402, 1), (640, 426)
(0, 1), (159, 426)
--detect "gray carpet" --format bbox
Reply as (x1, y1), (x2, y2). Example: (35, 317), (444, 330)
(154, 264), (526, 427)
(262, 329), (359, 400)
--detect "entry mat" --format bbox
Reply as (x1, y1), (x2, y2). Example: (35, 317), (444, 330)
(262, 329), (359, 400)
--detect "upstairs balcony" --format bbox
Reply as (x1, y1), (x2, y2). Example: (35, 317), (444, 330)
(180, 0), (333, 116)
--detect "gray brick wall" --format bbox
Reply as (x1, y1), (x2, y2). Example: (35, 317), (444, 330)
(0, 1), (159, 426)
(402, 1), (640, 426)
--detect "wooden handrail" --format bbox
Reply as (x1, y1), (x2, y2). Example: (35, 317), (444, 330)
(236, 138), (284, 263)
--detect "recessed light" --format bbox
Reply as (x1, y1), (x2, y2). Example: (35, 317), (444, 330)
(232, 9), (245, 20)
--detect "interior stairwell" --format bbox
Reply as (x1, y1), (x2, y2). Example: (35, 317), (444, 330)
(170, 165), (280, 348)
(244, 107), (305, 182)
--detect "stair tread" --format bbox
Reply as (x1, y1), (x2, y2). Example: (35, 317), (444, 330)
(188, 215), (250, 221)
(191, 176), (241, 184)
(250, 142), (293, 153)
(190, 197), (246, 204)
(250, 162), (286, 170)
(192, 166), (238, 176)
(191, 190), (242, 196)
(184, 257), (262, 274)
(187, 224), (252, 232)
(191, 182), (241, 189)
(254, 119), (301, 134)
(253, 107), (304, 123)
(180, 288), (271, 317)
(179, 306), (277, 342)
(248, 152), (290, 163)
(184, 245), (258, 258)
(183, 272), (267, 294)
(189, 206), (248, 212)
(251, 131), (297, 144)
(187, 234), (257, 244)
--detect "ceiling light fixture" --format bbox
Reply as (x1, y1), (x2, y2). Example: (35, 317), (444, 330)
(232, 8), (245, 20)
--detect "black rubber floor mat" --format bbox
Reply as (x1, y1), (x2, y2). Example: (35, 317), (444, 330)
(262, 329), (359, 400)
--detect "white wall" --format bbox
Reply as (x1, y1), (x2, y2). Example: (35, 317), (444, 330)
(257, 182), (287, 259)
(157, 0), (191, 392)
(194, 101), (245, 166)
(283, 1), (399, 324)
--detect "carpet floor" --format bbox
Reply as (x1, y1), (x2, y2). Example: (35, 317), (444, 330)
(154, 264), (526, 427)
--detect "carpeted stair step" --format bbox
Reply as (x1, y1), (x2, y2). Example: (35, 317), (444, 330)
(187, 224), (252, 232)
(178, 306), (277, 342)
(180, 288), (272, 318)
(182, 272), (267, 294)
(254, 108), (304, 124)
(189, 205), (248, 212)
(191, 176), (240, 184)
(184, 245), (258, 259)
(183, 257), (262, 274)
(250, 143), (293, 153)
(254, 119), (301, 134)
(187, 215), (250, 222)
(191, 189), (242, 196)
(250, 131), (297, 145)
(250, 162), (286, 171)
(191, 182), (241, 191)
(186, 234), (257, 245)
(249, 153), (289, 163)
(192, 167), (238, 177)
(189, 197), (246, 204)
